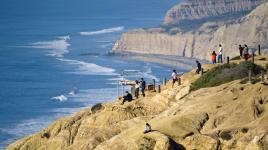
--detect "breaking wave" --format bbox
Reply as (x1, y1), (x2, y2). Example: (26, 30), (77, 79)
(27, 36), (71, 57)
(79, 26), (124, 36)
(57, 58), (118, 76)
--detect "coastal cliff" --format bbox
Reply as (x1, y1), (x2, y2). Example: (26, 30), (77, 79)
(7, 55), (268, 150)
(113, 1), (268, 61)
(164, 0), (265, 25)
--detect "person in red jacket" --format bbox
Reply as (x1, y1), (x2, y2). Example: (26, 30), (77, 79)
(211, 51), (217, 64)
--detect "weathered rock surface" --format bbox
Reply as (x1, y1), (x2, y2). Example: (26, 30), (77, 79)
(7, 55), (268, 150)
(164, 0), (265, 25)
(113, 2), (268, 61)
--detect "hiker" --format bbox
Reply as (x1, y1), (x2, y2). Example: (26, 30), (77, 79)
(171, 69), (179, 88)
(211, 51), (217, 64)
(244, 44), (249, 61)
(239, 45), (243, 58)
(140, 78), (146, 97)
(196, 60), (202, 74)
(122, 91), (133, 104)
(218, 44), (223, 63)
(143, 123), (152, 134)
(134, 80), (140, 99)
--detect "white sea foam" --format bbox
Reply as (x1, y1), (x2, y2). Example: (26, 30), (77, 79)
(51, 95), (68, 102)
(68, 88), (117, 103)
(57, 58), (118, 76)
(80, 26), (124, 36)
(142, 67), (159, 82)
(27, 36), (71, 57)
(68, 91), (76, 96)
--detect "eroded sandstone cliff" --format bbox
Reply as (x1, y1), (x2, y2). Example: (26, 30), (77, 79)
(113, 1), (268, 61)
(7, 55), (268, 150)
(164, 0), (265, 25)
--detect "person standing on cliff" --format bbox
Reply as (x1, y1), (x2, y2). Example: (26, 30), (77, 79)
(140, 78), (146, 97)
(239, 45), (243, 59)
(171, 69), (179, 88)
(196, 60), (202, 74)
(211, 51), (217, 64)
(218, 44), (223, 63)
(244, 44), (249, 61)
(134, 80), (140, 99)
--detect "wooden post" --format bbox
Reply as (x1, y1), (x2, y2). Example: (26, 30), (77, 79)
(157, 85), (161, 93)
(131, 85), (135, 96)
(248, 70), (252, 83)
(178, 78), (181, 85)
(227, 56), (230, 64)
(153, 79), (156, 91)
(117, 80), (119, 98)
(163, 77), (167, 85)
(261, 70), (264, 83)
(258, 44), (261, 56)
(252, 52), (255, 64)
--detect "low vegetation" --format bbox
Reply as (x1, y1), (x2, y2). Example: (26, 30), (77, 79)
(190, 62), (262, 91)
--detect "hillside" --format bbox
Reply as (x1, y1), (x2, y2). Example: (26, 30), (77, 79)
(112, 1), (268, 61)
(7, 55), (268, 150)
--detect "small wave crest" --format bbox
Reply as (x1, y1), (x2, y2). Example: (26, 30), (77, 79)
(27, 36), (71, 57)
(79, 26), (124, 36)
(57, 58), (118, 76)
(51, 95), (68, 102)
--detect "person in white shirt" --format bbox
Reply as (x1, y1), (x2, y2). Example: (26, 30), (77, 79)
(134, 80), (140, 99)
(218, 44), (223, 63)
(171, 69), (179, 88)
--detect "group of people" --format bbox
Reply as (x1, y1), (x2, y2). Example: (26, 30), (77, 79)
(211, 44), (253, 64)
(211, 44), (223, 64)
(122, 78), (146, 104)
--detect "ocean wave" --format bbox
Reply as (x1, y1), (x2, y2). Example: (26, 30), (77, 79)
(51, 95), (68, 102)
(79, 26), (124, 36)
(57, 58), (118, 76)
(27, 36), (71, 57)
(67, 88), (117, 103)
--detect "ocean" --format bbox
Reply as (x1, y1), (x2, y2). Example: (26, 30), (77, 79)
(0, 0), (182, 149)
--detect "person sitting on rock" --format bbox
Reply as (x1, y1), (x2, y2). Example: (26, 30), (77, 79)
(143, 123), (152, 134)
(122, 91), (133, 104)
(172, 69), (179, 88)
(196, 60), (202, 74)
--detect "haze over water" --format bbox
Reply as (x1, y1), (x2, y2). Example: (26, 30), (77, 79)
(0, 0), (181, 149)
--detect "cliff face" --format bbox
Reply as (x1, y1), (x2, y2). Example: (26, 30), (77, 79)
(113, 2), (268, 61)
(7, 56), (268, 150)
(164, 0), (265, 25)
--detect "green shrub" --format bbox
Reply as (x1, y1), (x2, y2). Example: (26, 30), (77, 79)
(190, 62), (261, 91)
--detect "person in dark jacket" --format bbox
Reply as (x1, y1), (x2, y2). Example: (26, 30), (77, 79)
(196, 60), (202, 74)
(122, 91), (133, 104)
(239, 45), (243, 58)
(140, 78), (146, 97)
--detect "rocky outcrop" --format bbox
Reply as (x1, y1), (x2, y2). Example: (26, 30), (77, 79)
(113, 2), (268, 61)
(164, 0), (265, 25)
(7, 55), (268, 150)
